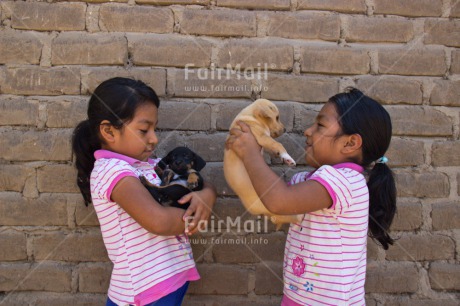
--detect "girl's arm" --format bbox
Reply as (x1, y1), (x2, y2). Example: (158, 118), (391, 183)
(226, 121), (332, 215)
(111, 176), (186, 236)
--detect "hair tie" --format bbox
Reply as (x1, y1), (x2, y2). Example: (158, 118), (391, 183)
(376, 156), (388, 164)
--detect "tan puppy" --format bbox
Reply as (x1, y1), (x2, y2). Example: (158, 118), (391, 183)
(224, 99), (302, 226)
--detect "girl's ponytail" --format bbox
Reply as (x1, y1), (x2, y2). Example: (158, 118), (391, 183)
(367, 161), (396, 250)
(72, 119), (100, 206)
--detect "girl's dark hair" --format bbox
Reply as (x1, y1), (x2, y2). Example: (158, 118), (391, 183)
(329, 88), (396, 250)
(72, 77), (160, 206)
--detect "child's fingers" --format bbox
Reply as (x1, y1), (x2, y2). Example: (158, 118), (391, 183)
(236, 121), (251, 133)
(186, 208), (202, 235)
(178, 193), (192, 204)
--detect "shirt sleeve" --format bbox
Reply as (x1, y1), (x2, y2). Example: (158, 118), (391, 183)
(308, 165), (353, 214)
(91, 159), (138, 202)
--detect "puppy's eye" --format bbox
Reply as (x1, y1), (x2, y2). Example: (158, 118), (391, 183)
(276, 116), (279, 121)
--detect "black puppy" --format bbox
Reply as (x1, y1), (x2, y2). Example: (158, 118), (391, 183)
(140, 146), (206, 210)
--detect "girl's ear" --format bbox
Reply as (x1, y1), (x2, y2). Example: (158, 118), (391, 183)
(342, 134), (363, 154)
(99, 120), (116, 143)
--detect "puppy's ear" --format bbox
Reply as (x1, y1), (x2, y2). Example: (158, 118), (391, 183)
(254, 104), (277, 120)
(192, 151), (206, 171)
(158, 150), (173, 170)
(254, 105), (270, 119)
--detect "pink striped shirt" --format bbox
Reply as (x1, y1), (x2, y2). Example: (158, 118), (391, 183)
(90, 150), (199, 306)
(282, 163), (368, 306)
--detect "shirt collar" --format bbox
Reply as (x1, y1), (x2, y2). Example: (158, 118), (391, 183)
(94, 149), (155, 166)
(332, 162), (364, 173)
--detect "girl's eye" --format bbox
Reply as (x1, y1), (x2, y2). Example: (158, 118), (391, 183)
(140, 130), (148, 134)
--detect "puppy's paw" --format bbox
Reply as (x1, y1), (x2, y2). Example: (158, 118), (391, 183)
(187, 173), (199, 190)
(280, 153), (296, 166)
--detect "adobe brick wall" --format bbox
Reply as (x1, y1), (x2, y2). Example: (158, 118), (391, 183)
(0, 0), (459, 305)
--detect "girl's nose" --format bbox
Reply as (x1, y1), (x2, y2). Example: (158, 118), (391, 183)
(304, 126), (313, 137)
(148, 131), (158, 145)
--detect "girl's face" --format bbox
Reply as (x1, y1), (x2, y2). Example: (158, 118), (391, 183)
(110, 103), (159, 162)
(304, 102), (347, 167)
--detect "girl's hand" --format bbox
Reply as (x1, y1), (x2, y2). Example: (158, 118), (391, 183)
(225, 121), (261, 160)
(178, 182), (217, 235)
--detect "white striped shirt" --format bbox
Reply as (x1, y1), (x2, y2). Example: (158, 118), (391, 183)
(282, 163), (368, 306)
(90, 150), (199, 306)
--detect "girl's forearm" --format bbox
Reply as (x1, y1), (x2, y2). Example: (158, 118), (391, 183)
(241, 152), (289, 214)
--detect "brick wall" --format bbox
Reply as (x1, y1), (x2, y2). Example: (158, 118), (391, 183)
(0, 0), (459, 305)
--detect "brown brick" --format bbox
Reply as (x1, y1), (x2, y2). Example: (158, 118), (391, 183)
(367, 237), (380, 260)
(298, 0), (366, 13)
(262, 74), (339, 102)
(158, 101), (211, 130)
(386, 106), (452, 136)
(1, 67), (80, 95)
(52, 33), (127, 66)
(180, 9), (256, 37)
(255, 261), (283, 295)
(374, 0), (442, 17)
(201, 162), (230, 196)
(0, 31), (43, 64)
(425, 19), (460, 47)
(0, 96), (39, 126)
(378, 48), (447, 76)
(395, 170), (449, 198)
(294, 104), (319, 133)
(458, 173), (460, 197)
(78, 263), (112, 293)
(0, 193), (68, 226)
(81, 67), (167, 96)
(32, 231), (108, 262)
(182, 133), (227, 162)
(100, 4), (173, 33)
(137, 0), (209, 4)
(130, 34), (212, 68)
(356, 76), (422, 105)
(432, 141), (460, 167)
(0, 263), (71, 292)
(365, 262), (419, 293)
(3, 292), (106, 306)
(217, 39), (293, 71)
(387, 298), (460, 306)
(453, 50), (460, 74)
(0, 164), (35, 192)
(212, 235), (260, 263)
(264, 12), (340, 41)
(8, 2), (86, 31)
(391, 200), (423, 231)
(452, 1), (460, 17)
(432, 202), (460, 230)
(168, 68), (253, 98)
(0, 230), (27, 261)
(37, 164), (78, 193)
(386, 137), (425, 167)
(75, 200), (100, 227)
(0, 128), (72, 161)
(429, 262), (460, 290)
(217, 0), (290, 10)
(45, 97), (88, 128)
(216, 101), (252, 130)
(386, 234), (455, 261)
(210, 198), (279, 233)
(430, 80), (460, 106)
(346, 16), (414, 43)
(188, 264), (249, 294)
(301, 46), (370, 75)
